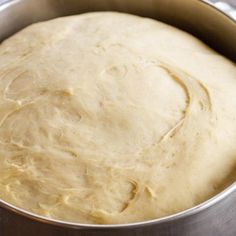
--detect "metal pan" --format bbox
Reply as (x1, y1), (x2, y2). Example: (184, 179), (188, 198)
(0, 0), (236, 235)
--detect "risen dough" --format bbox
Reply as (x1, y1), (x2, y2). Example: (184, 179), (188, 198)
(0, 12), (236, 224)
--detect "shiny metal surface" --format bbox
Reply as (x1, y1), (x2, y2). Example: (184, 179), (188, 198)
(0, 0), (236, 235)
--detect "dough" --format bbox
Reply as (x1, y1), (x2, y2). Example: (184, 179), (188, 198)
(0, 12), (236, 224)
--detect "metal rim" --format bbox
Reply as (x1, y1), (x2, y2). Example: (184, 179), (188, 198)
(204, 0), (236, 23)
(1, 181), (236, 229)
(0, 0), (235, 230)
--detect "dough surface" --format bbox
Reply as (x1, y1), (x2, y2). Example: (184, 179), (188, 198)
(0, 12), (236, 224)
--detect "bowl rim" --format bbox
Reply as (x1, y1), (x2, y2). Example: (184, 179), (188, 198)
(1, 181), (236, 229)
(0, 0), (236, 230)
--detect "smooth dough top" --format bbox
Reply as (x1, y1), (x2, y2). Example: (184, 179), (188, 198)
(0, 12), (236, 225)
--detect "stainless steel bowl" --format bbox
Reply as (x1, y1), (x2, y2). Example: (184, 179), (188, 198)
(0, 0), (236, 235)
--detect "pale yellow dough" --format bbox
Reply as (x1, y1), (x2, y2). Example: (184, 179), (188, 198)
(0, 12), (236, 224)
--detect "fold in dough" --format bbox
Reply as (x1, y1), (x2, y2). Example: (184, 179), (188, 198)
(0, 12), (236, 224)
